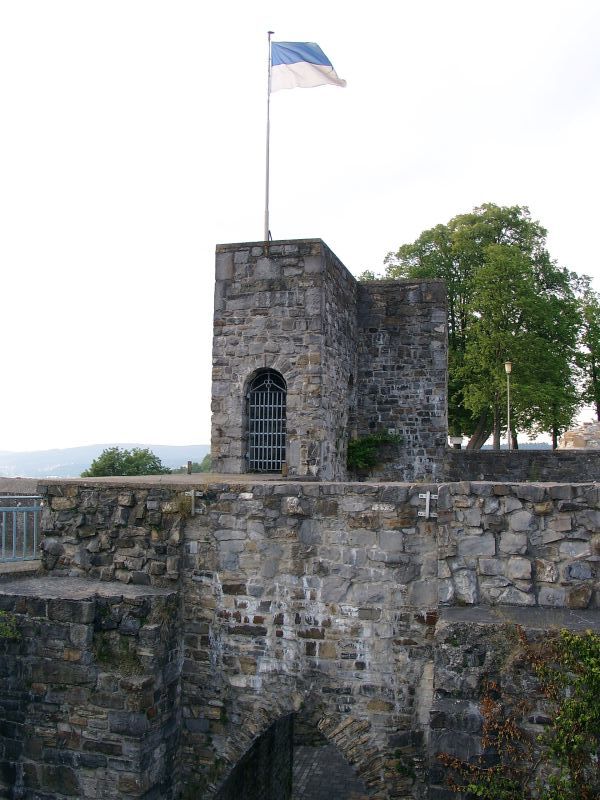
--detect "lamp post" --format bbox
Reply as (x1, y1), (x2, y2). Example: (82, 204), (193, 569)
(505, 361), (512, 451)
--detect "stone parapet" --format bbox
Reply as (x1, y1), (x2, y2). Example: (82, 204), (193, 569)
(36, 478), (599, 612)
(438, 481), (599, 609)
(38, 482), (189, 586)
(444, 448), (600, 482)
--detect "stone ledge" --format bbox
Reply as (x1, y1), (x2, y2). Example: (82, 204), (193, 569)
(0, 559), (41, 578)
(439, 604), (600, 631)
(0, 477), (39, 493)
(0, 576), (177, 600)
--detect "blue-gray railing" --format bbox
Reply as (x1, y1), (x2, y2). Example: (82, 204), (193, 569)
(0, 496), (42, 562)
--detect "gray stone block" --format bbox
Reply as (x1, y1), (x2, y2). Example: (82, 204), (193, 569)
(48, 599), (95, 624)
(108, 711), (149, 738)
(499, 532), (528, 555)
(438, 578), (454, 603)
(457, 535), (495, 557)
(506, 557), (532, 581)
(453, 570), (478, 604)
(509, 510), (535, 531)
(409, 580), (438, 606)
(564, 561), (592, 581)
(478, 558), (503, 576)
(497, 586), (535, 606)
(538, 586), (566, 607)
(559, 540), (591, 558)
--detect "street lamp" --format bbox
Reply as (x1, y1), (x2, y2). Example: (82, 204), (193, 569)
(504, 361), (512, 451)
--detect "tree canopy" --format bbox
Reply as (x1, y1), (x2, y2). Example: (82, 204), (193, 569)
(578, 283), (600, 421)
(81, 447), (171, 477)
(384, 203), (584, 448)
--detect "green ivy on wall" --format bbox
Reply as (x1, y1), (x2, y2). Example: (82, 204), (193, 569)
(439, 627), (600, 800)
(347, 432), (401, 473)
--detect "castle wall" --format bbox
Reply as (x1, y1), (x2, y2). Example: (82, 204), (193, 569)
(0, 476), (595, 799)
(0, 578), (180, 800)
(37, 480), (599, 613)
(179, 480), (439, 799)
(445, 448), (600, 482)
(437, 480), (599, 608)
(211, 239), (357, 479)
(211, 239), (448, 481)
(319, 245), (358, 478)
(356, 280), (448, 482)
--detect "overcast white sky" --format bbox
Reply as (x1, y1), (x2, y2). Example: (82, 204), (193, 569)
(1, 1), (599, 452)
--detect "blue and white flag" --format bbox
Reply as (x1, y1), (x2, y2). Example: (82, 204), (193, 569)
(270, 42), (346, 92)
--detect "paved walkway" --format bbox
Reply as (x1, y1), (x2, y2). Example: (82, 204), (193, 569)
(292, 744), (370, 800)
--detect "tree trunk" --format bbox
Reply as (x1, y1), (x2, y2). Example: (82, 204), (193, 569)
(492, 404), (501, 451)
(591, 358), (599, 420)
(552, 427), (559, 450)
(511, 431), (518, 450)
(466, 409), (492, 450)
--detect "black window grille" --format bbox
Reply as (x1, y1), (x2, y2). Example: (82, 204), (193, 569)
(246, 370), (286, 472)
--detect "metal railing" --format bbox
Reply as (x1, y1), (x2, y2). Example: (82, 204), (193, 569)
(0, 496), (42, 562)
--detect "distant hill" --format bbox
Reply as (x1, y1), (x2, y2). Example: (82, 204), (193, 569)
(0, 444), (210, 478)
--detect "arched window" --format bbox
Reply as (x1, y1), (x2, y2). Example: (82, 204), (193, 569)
(246, 370), (286, 472)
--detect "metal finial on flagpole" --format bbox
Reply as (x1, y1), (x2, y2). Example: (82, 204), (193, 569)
(264, 31), (274, 242)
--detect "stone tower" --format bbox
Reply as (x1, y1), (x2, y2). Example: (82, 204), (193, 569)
(210, 238), (447, 481)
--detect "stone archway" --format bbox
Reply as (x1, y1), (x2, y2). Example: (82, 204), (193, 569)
(292, 706), (373, 800)
(208, 689), (391, 800)
(212, 707), (381, 800)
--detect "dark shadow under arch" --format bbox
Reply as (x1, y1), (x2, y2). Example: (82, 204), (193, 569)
(214, 714), (294, 800)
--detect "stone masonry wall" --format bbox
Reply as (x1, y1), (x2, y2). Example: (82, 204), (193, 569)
(0, 477), (597, 800)
(37, 482), (188, 586)
(356, 280), (448, 482)
(0, 578), (180, 800)
(180, 480), (440, 800)
(319, 245), (358, 480)
(438, 481), (599, 609)
(445, 448), (600, 482)
(211, 239), (339, 478)
(177, 479), (598, 797)
(427, 609), (600, 800)
(211, 240), (448, 482)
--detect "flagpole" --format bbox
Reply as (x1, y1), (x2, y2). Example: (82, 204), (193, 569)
(264, 31), (274, 242)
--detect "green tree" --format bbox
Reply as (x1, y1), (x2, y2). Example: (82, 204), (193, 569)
(385, 204), (582, 448)
(356, 269), (380, 281)
(459, 244), (580, 449)
(171, 454), (212, 474)
(81, 447), (171, 477)
(579, 287), (600, 421)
